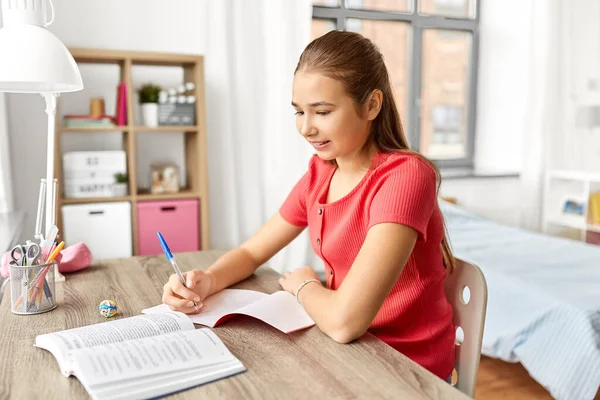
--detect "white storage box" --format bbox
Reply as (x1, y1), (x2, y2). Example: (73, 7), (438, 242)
(64, 182), (114, 198)
(62, 202), (132, 260)
(63, 151), (126, 171)
(62, 151), (127, 198)
(63, 169), (123, 180)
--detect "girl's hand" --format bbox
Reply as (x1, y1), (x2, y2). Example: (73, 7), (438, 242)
(162, 269), (214, 314)
(278, 266), (320, 295)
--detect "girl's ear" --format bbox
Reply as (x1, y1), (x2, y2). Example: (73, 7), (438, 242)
(366, 89), (383, 121)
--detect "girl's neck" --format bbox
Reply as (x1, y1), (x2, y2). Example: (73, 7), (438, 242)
(335, 144), (378, 176)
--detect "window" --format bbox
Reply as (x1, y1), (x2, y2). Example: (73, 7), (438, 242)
(419, 0), (476, 19)
(431, 105), (463, 163)
(346, 19), (410, 129)
(311, 0), (480, 168)
(311, 18), (337, 39)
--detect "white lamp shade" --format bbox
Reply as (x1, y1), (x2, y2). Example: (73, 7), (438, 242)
(0, 24), (83, 93)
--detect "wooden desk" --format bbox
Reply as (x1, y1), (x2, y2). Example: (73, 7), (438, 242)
(0, 251), (469, 399)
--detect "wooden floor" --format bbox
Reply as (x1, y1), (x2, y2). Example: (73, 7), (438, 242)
(475, 357), (600, 400)
(475, 357), (552, 399)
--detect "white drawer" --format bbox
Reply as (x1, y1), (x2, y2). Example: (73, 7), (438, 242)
(62, 202), (132, 260)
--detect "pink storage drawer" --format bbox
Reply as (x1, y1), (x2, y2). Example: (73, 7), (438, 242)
(137, 199), (200, 256)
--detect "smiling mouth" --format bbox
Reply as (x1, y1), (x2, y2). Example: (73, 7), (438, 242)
(310, 140), (330, 147)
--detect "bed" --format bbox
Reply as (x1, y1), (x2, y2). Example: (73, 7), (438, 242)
(439, 200), (600, 400)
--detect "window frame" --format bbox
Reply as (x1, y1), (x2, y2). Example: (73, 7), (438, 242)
(312, 0), (481, 169)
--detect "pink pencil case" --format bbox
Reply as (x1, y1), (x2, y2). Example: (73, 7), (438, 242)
(1, 242), (92, 279)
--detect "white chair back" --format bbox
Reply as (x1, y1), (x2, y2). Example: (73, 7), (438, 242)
(444, 258), (488, 398)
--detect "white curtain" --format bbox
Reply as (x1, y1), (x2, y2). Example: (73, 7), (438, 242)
(0, 93), (13, 213)
(205, 0), (321, 274)
(562, 0), (600, 171)
(519, 0), (563, 231)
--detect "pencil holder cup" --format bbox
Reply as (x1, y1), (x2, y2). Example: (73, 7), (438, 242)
(9, 261), (57, 315)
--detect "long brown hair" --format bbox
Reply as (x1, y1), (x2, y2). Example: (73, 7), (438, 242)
(295, 30), (455, 273)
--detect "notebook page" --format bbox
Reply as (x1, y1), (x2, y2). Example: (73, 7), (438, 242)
(143, 289), (268, 327)
(233, 291), (315, 334)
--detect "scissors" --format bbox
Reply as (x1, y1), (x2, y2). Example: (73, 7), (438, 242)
(10, 242), (41, 266)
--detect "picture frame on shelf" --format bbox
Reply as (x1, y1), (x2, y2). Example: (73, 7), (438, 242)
(562, 198), (585, 216)
(151, 163), (180, 194)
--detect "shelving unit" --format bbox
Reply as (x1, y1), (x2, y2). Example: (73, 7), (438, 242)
(54, 48), (210, 255)
(542, 169), (600, 244)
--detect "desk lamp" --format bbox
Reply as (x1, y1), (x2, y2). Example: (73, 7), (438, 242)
(0, 0), (83, 280)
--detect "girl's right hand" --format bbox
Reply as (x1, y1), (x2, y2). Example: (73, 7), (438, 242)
(162, 269), (214, 314)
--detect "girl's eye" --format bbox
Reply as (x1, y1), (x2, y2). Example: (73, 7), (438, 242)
(295, 111), (304, 116)
(317, 111), (330, 116)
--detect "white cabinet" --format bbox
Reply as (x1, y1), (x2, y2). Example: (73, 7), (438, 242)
(542, 170), (600, 244)
(62, 202), (132, 260)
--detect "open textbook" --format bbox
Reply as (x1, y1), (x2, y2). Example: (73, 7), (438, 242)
(143, 289), (316, 334)
(35, 313), (245, 400)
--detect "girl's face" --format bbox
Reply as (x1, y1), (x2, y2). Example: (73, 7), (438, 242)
(292, 71), (375, 162)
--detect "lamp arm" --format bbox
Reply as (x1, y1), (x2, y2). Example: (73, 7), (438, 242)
(42, 92), (59, 236)
(42, 92), (65, 282)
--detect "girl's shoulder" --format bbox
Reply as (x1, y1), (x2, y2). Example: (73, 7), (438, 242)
(374, 151), (437, 181)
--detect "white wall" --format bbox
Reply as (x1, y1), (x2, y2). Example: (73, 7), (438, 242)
(473, 0), (532, 173)
(440, 177), (521, 226)
(7, 0), (207, 242)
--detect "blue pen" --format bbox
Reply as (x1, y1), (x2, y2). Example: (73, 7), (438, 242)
(157, 232), (199, 310)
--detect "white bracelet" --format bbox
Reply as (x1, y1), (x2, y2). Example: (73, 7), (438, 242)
(294, 279), (321, 303)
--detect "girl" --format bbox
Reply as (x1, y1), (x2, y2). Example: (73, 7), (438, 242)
(162, 30), (456, 381)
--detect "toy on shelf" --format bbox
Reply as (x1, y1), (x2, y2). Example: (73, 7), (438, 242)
(151, 164), (180, 194)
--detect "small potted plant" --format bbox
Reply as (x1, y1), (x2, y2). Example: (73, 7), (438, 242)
(138, 83), (162, 127)
(113, 172), (129, 196)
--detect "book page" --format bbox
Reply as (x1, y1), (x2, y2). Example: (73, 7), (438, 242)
(35, 312), (194, 376)
(73, 329), (242, 387)
(90, 360), (245, 400)
(232, 291), (315, 333)
(142, 289), (268, 327)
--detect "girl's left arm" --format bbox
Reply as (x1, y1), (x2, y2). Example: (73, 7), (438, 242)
(279, 222), (417, 344)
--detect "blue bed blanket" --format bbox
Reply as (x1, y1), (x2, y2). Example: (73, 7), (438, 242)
(440, 201), (600, 400)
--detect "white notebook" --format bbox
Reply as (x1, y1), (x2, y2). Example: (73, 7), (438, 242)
(143, 289), (316, 334)
(35, 313), (245, 400)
